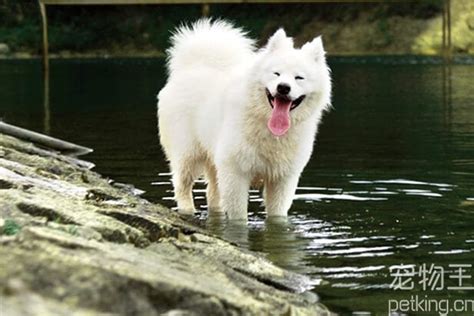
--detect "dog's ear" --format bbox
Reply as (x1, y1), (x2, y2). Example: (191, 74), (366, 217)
(302, 36), (325, 60)
(266, 28), (293, 52)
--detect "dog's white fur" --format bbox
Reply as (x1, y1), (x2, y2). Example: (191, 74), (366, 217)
(158, 20), (331, 220)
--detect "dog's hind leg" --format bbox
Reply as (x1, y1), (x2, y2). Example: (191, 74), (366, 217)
(171, 159), (197, 215)
(204, 162), (222, 215)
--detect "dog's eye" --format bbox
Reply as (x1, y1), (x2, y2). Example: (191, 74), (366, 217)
(273, 72), (280, 76)
(295, 76), (304, 80)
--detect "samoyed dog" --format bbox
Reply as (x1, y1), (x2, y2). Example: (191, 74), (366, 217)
(158, 20), (331, 220)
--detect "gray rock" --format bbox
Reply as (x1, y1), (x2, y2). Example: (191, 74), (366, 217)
(0, 133), (332, 315)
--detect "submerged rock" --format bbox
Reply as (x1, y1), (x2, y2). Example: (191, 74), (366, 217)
(0, 133), (331, 315)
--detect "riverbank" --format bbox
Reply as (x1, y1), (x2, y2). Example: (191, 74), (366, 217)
(0, 132), (330, 315)
(0, 1), (473, 58)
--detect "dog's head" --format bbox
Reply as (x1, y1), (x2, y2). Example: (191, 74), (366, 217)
(256, 29), (331, 137)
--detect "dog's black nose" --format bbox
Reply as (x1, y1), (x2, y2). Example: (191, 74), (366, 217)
(277, 83), (291, 95)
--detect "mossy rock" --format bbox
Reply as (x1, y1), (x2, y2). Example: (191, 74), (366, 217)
(0, 133), (330, 315)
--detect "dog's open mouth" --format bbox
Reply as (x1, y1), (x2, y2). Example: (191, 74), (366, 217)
(265, 89), (306, 111)
(265, 88), (306, 137)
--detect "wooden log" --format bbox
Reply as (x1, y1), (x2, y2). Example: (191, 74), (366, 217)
(202, 3), (210, 17)
(39, 0), (413, 4)
(39, 1), (49, 75)
(0, 122), (93, 157)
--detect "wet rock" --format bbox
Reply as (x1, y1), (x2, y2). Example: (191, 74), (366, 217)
(85, 188), (120, 202)
(302, 291), (320, 304)
(0, 133), (331, 315)
(0, 178), (14, 189)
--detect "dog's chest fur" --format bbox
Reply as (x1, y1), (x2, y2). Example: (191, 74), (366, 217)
(238, 109), (307, 180)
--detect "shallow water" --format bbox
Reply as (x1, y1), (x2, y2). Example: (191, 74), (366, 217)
(1, 57), (473, 315)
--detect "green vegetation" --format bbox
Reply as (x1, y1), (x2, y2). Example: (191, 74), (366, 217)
(66, 225), (78, 236)
(0, 0), (444, 55)
(2, 219), (21, 236)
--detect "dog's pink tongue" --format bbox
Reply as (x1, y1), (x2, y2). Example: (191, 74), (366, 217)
(268, 98), (291, 136)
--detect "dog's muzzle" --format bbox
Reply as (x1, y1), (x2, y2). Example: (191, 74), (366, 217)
(266, 88), (306, 110)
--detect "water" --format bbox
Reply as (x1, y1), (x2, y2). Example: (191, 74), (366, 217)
(1, 57), (473, 315)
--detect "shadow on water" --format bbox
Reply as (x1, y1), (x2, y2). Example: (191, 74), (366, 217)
(1, 56), (474, 315)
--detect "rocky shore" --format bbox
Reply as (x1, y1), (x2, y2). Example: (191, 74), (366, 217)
(0, 132), (331, 315)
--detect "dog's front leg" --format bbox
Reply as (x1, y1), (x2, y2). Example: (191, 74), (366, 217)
(218, 167), (250, 221)
(264, 175), (299, 217)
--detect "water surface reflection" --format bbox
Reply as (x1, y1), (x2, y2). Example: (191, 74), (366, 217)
(1, 56), (473, 315)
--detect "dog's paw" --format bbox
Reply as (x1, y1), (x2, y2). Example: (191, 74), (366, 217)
(177, 208), (195, 216)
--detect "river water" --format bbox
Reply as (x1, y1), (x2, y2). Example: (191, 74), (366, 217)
(1, 57), (473, 315)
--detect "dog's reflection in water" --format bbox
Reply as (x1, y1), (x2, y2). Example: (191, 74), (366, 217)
(205, 214), (311, 275)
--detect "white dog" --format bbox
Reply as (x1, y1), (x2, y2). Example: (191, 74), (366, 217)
(158, 20), (331, 220)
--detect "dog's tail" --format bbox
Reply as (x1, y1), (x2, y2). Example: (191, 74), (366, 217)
(166, 19), (255, 73)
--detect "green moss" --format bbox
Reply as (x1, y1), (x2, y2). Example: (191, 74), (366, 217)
(66, 225), (79, 236)
(3, 219), (21, 236)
